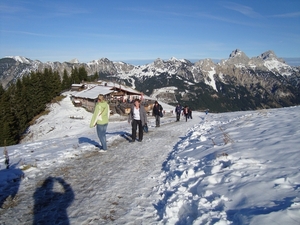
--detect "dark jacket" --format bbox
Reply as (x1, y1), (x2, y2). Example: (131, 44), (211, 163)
(183, 107), (189, 115)
(175, 105), (182, 114)
(152, 103), (163, 116)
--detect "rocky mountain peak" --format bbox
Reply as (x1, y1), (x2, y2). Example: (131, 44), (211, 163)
(6, 56), (32, 64)
(88, 58), (112, 65)
(258, 50), (285, 63)
(194, 58), (215, 69)
(153, 58), (164, 68)
(69, 58), (80, 64)
(169, 57), (178, 62)
(229, 49), (243, 58)
(259, 50), (277, 60)
(222, 49), (250, 65)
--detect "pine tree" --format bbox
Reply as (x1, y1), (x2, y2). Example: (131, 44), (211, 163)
(11, 79), (28, 135)
(71, 67), (80, 84)
(90, 71), (99, 81)
(0, 68), (68, 146)
(62, 69), (71, 91)
(78, 66), (88, 82)
(0, 90), (19, 145)
(0, 84), (5, 97)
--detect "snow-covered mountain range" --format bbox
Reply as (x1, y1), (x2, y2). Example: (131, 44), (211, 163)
(1, 49), (300, 111)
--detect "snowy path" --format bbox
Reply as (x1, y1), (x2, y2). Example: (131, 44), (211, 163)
(0, 115), (203, 224)
(2, 104), (300, 224)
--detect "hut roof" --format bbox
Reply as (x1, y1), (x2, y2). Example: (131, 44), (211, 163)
(73, 86), (113, 99)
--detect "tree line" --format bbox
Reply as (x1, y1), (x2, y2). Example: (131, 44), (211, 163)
(0, 67), (98, 147)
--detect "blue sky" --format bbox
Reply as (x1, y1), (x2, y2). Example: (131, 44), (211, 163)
(1, 0), (300, 65)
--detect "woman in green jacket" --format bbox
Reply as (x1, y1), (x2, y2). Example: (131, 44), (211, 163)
(90, 94), (110, 151)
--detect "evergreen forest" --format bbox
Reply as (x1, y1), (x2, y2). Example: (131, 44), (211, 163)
(0, 67), (98, 147)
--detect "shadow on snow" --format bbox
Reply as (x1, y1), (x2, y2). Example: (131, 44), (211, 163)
(33, 176), (74, 224)
(0, 160), (24, 208)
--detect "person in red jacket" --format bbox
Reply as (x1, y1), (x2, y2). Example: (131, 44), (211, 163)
(183, 106), (189, 122)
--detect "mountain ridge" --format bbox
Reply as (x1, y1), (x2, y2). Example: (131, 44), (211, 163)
(1, 49), (300, 112)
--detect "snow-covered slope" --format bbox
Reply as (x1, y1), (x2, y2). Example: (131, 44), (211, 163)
(1, 92), (300, 224)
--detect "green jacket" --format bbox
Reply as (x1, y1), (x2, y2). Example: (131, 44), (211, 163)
(90, 101), (110, 127)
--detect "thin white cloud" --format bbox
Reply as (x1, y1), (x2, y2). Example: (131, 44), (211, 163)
(50, 3), (90, 17)
(0, 3), (27, 14)
(221, 1), (261, 18)
(120, 6), (261, 27)
(270, 11), (300, 18)
(118, 6), (190, 18)
(0, 29), (70, 38)
(0, 1), (89, 19)
(195, 12), (264, 27)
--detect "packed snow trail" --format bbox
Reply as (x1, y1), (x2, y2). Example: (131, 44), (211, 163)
(2, 105), (300, 224)
(0, 114), (204, 224)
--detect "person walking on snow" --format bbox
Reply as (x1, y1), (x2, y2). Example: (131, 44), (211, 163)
(183, 106), (189, 122)
(175, 104), (182, 121)
(128, 99), (147, 142)
(90, 94), (110, 151)
(188, 108), (192, 119)
(152, 101), (163, 127)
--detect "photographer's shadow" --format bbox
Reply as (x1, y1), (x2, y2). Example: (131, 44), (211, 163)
(33, 176), (74, 225)
(0, 161), (24, 208)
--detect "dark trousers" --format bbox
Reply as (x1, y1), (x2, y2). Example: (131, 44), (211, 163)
(185, 114), (188, 122)
(176, 113), (181, 121)
(155, 115), (160, 127)
(132, 119), (143, 141)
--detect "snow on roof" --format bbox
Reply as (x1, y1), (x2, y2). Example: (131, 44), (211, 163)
(104, 82), (141, 95)
(142, 95), (153, 100)
(71, 84), (84, 87)
(119, 86), (141, 95)
(72, 81), (143, 100)
(72, 86), (113, 99)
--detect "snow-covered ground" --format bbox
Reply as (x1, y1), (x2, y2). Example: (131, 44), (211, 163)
(1, 93), (300, 225)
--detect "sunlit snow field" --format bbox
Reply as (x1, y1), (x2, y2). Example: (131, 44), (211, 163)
(1, 93), (300, 224)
